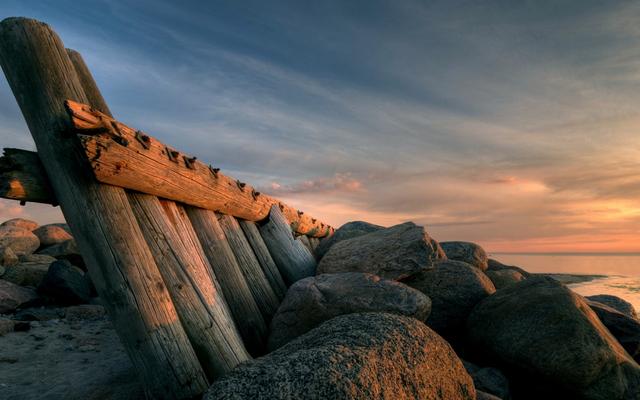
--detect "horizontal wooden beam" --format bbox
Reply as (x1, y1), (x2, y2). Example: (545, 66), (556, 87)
(0, 148), (56, 205)
(63, 100), (333, 238)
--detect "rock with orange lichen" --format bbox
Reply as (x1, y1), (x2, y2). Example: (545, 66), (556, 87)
(206, 313), (475, 400)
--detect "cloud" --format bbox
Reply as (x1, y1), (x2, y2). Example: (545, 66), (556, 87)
(1, 1), (640, 252)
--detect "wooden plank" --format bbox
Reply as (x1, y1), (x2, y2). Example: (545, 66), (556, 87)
(0, 148), (56, 204)
(185, 206), (268, 356)
(259, 205), (317, 286)
(129, 193), (250, 378)
(239, 220), (287, 300)
(217, 214), (281, 321)
(63, 99), (333, 238)
(0, 17), (208, 398)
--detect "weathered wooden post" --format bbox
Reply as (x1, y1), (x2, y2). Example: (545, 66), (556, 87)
(239, 220), (287, 299)
(66, 45), (250, 380)
(186, 207), (268, 355)
(259, 205), (317, 285)
(0, 17), (208, 398)
(0, 148), (55, 205)
(218, 214), (281, 320)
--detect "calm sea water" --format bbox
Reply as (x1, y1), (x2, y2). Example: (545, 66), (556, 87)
(491, 253), (640, 310)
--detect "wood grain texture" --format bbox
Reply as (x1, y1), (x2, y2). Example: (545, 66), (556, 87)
(64, 99), (333, 238)
(67, 48), (250, 380)
(239, 220), (287, 300)
(218, 214), (281, 321)
(259, 205), (318, 286)
(0, 17), (207, 398)
(185, 206), (268, 356)
(297, 234), (313, 254)
(0, 148), (56, 204)
(129, 193), (250, 379)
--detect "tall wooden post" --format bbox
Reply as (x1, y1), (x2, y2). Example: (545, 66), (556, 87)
(67, 45), (250, 380)
(0, 17), (208, 398)
(186, 207), (268, 356)
(259, 205), (317, 285)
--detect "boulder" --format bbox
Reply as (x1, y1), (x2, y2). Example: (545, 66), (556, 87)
(38, 260), (91, 304)
(37, 239), (85, 270)
(19, 254), (57, 264)
(0, 279), (38, 313)
(440, 241), (489, 271)
(401, 260), (495, 335)
(32, 224), (73, 247)
(0, 226), (40, 256)
(0, 247), (18, 267)
(587, 295), (637, 320)
(466, 276), (640, 399)
(316, 222), (446, 280)
(477, 391), (502, 400)
(2, 260), (52, 287)
(587, 300), (640, 363)
(487, 259), (531, 278)
(486, 269), (525, 290)
(206, 313), (475, 400)
(0, 218), (38, 231)
(268, 272), (431, 350)
(315, 221), (383, 259)
(463, 361), (510, 400)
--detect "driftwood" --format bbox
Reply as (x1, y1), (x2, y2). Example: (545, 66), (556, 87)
(218, 214), (280, 321)
(129, 193), (250, 378)
(0, 148), (55, 204)
(62, 100), (333, 238)
(239, 220), (287, 299)
(0, 17), (208, 398)
(185, 206), (268, 355)
(259, 205), (317, 286)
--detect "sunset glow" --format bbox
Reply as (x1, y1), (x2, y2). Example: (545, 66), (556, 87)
(2, 1), (640, 253)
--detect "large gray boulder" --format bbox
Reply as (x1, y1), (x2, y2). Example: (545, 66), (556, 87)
(37, 239), (85, 270)
(206, 313), (476, 400)
(32, 224), (73, 248)
(2, 260), (53, 287)
(315, 221), (383, 260)
(0, 247), (18, 267)
(402, 260), (495, 335)
(0, 226), (39, 256)
(38, 260), (91, 304)
(486, 269), (525, 290)
(587, 300), (640, 363)
(316, 222), (446, 280)
(463, 361), (510, 400)
(0, 279), (38, 313)
(440, 241), (488, 271)
(268, 272), (431, 350)
(587, 295), (637, 320)
(0, 218), (38, 231)
(466, 276), (640, 399)
(487, 259), (531, 278)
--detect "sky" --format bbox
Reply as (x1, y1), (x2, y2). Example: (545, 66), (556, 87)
(1, 1), (640, 253)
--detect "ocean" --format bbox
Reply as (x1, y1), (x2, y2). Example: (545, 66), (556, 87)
(490, 253), (640, 311)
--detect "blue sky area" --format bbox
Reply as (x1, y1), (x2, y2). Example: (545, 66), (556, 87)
(1, 1), (640, 252)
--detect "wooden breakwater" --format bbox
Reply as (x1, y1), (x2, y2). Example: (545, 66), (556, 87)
(0, 17), (331, 399)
